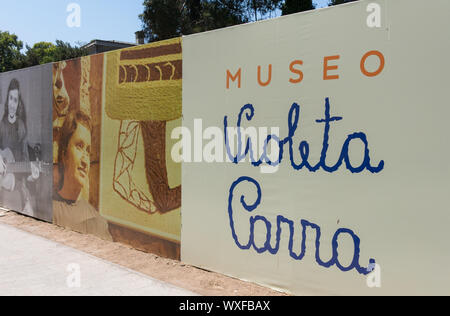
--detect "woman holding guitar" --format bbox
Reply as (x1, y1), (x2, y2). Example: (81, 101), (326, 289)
(0, 79), (40, 215)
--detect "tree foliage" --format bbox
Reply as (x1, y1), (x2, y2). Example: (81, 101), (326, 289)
(51, 40), (87, 62)
(24, 42), (56, 66)
(244, 0), (284, 21)
(0, 31), (24, 72)
(0, 32), (87, 72)
(140, 0), (286, 42)
(139, 0), (186, 42)
(198, 0), (248, 30)
(24, 40), (87, 67)
(140, 0), (247, 42)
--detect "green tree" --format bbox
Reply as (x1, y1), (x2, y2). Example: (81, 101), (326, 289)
(51, 40), (87, 62)
(24, 42), (56, 66)
(196, 1), (248, 32)
(23, 40), (87, 67)
(0, 30), (24, 72)
(1, 33), (87, 71)
(244, 0), (283, 21)
(140, 0), (186, 42)
(140, 0), (249, 42)
(139, 0), (286, 42)
(282, 0), (315, 15)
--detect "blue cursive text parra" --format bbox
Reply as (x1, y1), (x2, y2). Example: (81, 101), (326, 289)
(228, 176), (375, 275)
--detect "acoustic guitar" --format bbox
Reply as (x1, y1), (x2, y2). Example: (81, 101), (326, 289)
(0, 147), (50, 192)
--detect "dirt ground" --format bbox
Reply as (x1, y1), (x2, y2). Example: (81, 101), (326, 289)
(0, 210), (287, 296)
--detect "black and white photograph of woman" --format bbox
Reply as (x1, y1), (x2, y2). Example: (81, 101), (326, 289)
(0, 78), (41, 216)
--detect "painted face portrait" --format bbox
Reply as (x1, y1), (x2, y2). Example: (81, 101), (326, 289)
(52, 62), (70, 117)
(57, 110), (93, 202)
(53, 109), (112, 240)
(8, 89), (19, 117)
(62, 123), (91, 191)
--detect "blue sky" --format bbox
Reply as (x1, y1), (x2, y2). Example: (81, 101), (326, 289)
(0, 0), (330, 47)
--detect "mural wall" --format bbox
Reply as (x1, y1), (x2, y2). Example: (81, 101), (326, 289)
(51, 39), (182, 258)
(100, 38), (182, 258)
(181, 0), (450, 295)
(1, 0), (450, 296)
(0, 65), (53, 222)
(52, 54), (110, 239)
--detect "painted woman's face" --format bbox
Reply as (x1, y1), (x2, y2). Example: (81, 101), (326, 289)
(53, 63), (70, 116)
(8, 89), (19, 117)
(63, 123), (91, 191)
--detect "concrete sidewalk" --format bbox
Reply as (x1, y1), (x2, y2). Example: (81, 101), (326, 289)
(0, 223), (198, 296)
